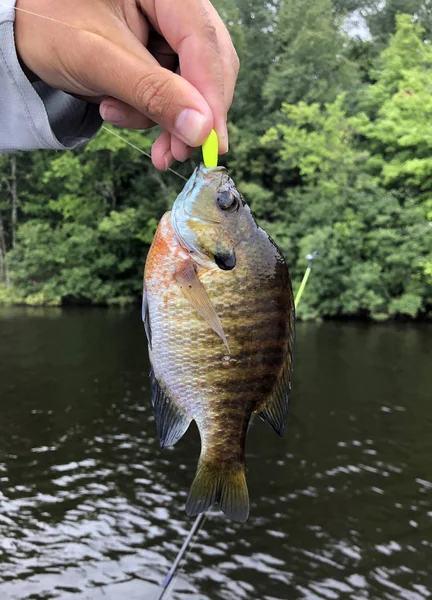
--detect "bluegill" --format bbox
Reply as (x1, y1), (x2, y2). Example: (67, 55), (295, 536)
(143, 165), (295, 522)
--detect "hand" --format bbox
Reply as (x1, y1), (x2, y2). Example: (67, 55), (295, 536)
(14, 0), (239, 170)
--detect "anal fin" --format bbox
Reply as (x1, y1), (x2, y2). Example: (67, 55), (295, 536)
(151, 367), (191, 449)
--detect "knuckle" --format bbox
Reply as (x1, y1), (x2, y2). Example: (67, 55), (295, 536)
(133, 72), (174, 118)
(202, 12), (219, 50)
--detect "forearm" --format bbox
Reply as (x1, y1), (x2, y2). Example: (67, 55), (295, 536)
(0, 0), (102, 153)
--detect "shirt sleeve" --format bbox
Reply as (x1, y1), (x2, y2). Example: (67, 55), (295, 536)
(0, 0), (102, 153)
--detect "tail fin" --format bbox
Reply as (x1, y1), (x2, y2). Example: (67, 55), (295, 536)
(185, 459), (249, 523)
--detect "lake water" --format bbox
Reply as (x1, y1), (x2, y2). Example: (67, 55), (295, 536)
(0, 308), (431, 600)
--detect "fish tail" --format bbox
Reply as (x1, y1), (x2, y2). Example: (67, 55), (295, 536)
(185, 457), (249, 523)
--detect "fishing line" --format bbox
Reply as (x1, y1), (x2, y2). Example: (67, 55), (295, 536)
(101, 126), (188, 182)
(0, 2), (86, 31)
(4, 5), (319, 597)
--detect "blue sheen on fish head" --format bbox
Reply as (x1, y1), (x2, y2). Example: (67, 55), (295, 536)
(171, 164), (246, 271)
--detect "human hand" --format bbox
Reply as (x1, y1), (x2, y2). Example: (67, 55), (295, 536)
(14, 0), (239, 170)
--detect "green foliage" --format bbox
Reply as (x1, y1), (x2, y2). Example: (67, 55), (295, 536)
(354, 15), (432, 211)
(0, 2), (431, 321)
(0, 126), (183, 306)
(214, 0), (278, 126)
(264, 0), (358, 110)
(363, 0), (432, 45)
(262, 91), (431, 320)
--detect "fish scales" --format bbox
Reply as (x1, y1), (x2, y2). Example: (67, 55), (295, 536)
(143, 166), (295, 522)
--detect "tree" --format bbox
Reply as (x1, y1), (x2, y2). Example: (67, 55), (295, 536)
(364, 0), (432, 45)
(262, 95), (431, 319)
(3, 127), (183, 306)
(354, 15), (432, 213)
(264, 0), (358, 111)
(332, 0), (432, 43)
(214, 0), (278, 127)
(0, 0), (430, 320)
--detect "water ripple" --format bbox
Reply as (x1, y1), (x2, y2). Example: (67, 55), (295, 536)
(1, 311), (431, 599)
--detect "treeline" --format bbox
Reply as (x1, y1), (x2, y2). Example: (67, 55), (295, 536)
(0, 0), (431, 320)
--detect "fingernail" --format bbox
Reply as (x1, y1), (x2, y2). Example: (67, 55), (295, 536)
(219, 122), (229, 154)
(176, 109), (207, 146)
(163, 151), (174, 171)
(173, 146), (191, 163)
(100, 103), (125, 124)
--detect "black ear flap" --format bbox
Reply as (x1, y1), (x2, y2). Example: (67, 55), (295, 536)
(215, 251), (236, 271)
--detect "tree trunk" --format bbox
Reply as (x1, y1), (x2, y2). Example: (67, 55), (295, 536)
(11, 155), (18, 248)
(0, 211), (10, 289)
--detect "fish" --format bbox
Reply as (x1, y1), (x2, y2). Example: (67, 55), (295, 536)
(143, 165), (295, 522)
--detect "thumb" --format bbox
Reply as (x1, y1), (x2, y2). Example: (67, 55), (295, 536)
(85, 36), (214, 147)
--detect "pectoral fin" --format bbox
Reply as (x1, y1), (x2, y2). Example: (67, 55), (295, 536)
(175, 260), (230, 353)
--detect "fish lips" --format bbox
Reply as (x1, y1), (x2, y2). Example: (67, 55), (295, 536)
(215, 251), (236, 271)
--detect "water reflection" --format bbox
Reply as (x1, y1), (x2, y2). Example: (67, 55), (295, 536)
(0, 309), (431, 599)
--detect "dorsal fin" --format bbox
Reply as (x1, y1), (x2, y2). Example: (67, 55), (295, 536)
(258, 303), (295, 437)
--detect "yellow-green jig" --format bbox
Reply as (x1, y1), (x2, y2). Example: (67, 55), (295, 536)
(202, 129), (219, 168)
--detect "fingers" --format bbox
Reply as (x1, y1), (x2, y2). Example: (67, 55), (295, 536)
(76, 29), (214, 148)
(152, 130), (194, 170)
(171, 136), (193, 163)
(205, 1), (240, 113)
(152, 130), (172, 170)
(15, 0), (239, 165)
(142, 0), (239, 154)
(100, 98), (156, 129)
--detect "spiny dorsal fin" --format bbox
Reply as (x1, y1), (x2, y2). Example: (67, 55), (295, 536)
(150, 367), (191, 449)
(175, 259), (230, 353)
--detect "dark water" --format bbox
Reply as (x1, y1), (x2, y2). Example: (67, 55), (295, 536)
(0, 308), (431, 600)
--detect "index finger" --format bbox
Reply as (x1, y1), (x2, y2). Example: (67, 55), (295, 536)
(142, 0), (227, 151)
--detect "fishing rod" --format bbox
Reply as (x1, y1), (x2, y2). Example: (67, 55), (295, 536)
(155, 251), (319, 599)
(156, 512), (207, 600)
(294, 251), (319, 309)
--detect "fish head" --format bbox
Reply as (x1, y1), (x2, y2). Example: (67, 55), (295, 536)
(171, 165), (246, 271)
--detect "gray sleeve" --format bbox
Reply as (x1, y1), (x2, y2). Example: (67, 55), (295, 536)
(0, 0), (102, 153)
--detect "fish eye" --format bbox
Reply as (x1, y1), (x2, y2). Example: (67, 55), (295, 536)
(216, 190), (240, 213)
